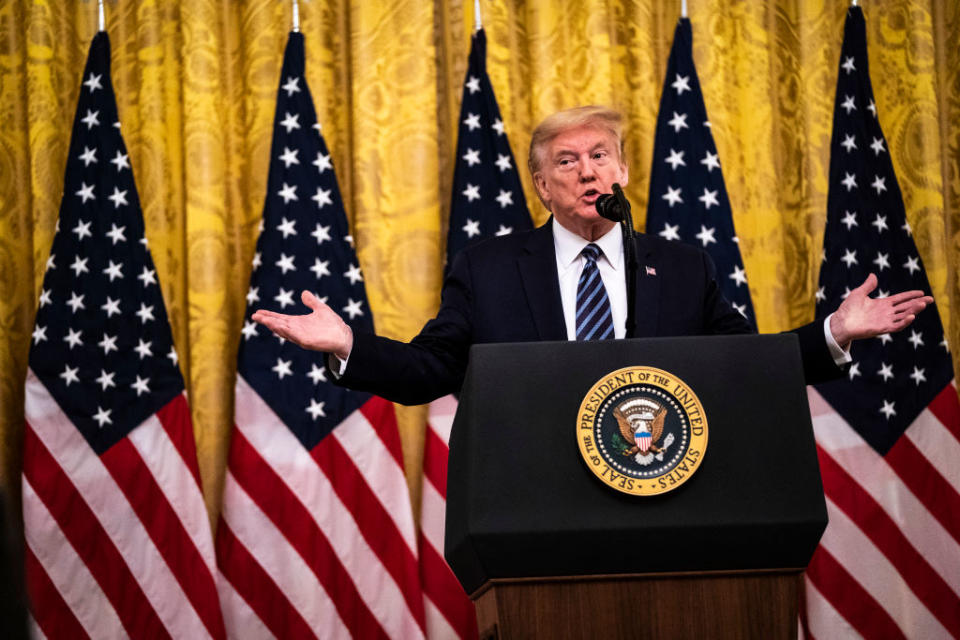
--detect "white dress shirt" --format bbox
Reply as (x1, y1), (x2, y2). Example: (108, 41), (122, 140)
(553, 218), (627, 340)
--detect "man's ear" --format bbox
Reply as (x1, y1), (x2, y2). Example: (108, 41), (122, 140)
(619, 162), (629, 188)
(533, 172), (551, 209)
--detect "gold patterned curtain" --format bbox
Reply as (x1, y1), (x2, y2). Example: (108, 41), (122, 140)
(1, 0), (958, 526)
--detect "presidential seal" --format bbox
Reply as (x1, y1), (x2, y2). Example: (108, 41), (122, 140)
(576, 366), (708, 496)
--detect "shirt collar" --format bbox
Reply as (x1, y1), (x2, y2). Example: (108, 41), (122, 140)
(552, 217), (623, 271)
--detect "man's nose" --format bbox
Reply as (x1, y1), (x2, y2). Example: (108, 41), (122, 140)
(579, 158), (597, 181)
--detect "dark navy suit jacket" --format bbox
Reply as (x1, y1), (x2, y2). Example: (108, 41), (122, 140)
(339, 221), (839, 405)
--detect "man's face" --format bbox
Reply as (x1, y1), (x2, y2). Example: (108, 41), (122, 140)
(533, 124), (628, 239)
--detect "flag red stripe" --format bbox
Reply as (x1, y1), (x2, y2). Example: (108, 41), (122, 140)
(927, 385), (960, 442)
(312, 431), (426, 630)
(228, 428), (388, 639)
(422, 426), (449, 498)
(100, 437), (226, 640)
(215, 519), (315, 640)
(817, 445), (960, 634)
(358, 395), (405, 468)
(24, 543), (89, 640)
(23, 425), (170, 639)
(155, 393), (203, 489)
(419, 535), (478, 640)
(885, 436), (960, 544)
(805, 547), (906, 639)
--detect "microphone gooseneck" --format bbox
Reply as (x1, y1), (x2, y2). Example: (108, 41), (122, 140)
(594, 183), (638, 339)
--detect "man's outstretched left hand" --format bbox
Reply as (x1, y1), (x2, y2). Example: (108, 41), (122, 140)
(829, 273), (933, 349)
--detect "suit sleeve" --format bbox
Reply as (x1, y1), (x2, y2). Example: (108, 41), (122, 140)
(792, 319), (845, 384)
(334, 250), (476, 405)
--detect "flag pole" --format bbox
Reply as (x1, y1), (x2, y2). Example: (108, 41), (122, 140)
(98, 0), (105, 32)
(292, 0), (300, 32)
(681, 0), (687, 18)
(851, 0), (858, 5)
(474, 0), (482, 32)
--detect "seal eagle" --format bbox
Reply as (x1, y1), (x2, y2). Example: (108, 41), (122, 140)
(614, 403), (667, 457)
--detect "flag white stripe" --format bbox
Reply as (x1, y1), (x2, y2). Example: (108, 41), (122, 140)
(904, 409), (960, 495)
(221, 473), (346, 639)
(127, 415), (218, 576)
(234, 377), (424, 639)
(809, 388), (960, 594)
(215, 570), (277, 640)
(22, 476), (127, 640)
(803, 578), (863, 640)
(820, 497), (950, 638)
(24, 371), (211, 640)
(427, 395), (457, 444)
(424, 596), (460, 640)
(28, 612), (48, 640)
(420, 478), (447, 555)
(333, 410), (418, 551)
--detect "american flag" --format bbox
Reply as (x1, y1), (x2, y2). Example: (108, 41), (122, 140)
(444, 28), (532, 267)
(644, 17), (755, 328)
(803, 7), (960, 638)
(421, 28), (532, 640)
(22, 32), (226, 639)
(215, 32), (425, 639)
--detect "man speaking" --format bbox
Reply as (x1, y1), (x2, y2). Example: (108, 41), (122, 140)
(252, 106), (932, 404)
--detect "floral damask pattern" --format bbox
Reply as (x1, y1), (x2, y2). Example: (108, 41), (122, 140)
(1, 0), (957, 521)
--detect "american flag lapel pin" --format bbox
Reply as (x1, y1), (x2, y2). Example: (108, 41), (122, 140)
(646, 266), (657, 276)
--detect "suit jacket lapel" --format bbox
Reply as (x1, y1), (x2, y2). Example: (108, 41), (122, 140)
(518, 221), (567, 341)
(632, 234), (660, 337)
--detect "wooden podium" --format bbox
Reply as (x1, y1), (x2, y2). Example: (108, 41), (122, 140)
(445, 336), (827, 639)
(473, 572), (801, 639)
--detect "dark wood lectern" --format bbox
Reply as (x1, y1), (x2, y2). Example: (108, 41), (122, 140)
(445, 335), (827, 639)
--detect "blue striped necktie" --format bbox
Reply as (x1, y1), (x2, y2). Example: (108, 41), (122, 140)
(576, 243), (615, 340)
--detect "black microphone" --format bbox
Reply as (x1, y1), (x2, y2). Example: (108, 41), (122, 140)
(595, 193), (622, 221)
(595, 184), (631, 222)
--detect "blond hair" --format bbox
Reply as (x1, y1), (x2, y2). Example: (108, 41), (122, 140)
(527, 105), (624, 176)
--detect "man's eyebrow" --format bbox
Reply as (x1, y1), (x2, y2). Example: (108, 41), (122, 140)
(552, 142), (609, 158)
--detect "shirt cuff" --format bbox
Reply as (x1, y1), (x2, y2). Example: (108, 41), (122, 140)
(823, 313), (852, 366)
(327, 351), (349, 379)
